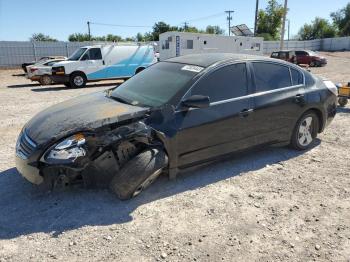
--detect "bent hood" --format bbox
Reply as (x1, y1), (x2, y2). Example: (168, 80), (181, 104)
(25, 91), (149, 145)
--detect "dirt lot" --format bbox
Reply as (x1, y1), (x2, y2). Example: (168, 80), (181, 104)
(0, 52), (349, 262)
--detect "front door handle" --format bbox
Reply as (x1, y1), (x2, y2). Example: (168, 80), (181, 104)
(239, 109), (254, 118)
(294, 94), (305, 104)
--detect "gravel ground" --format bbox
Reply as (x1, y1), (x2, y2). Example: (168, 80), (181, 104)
(0, 52), (349, 262)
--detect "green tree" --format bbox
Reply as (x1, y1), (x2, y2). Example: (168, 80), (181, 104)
(93, 36), (106, 41)
(298, 17), (337, 40)
(331, 3), (350, 36)
(150, 21), (179, 41)
(68, 33), (91, 42)
(136, 33), (145, 42)
(256, 0), (286, 40)
(106, 34), (123, 42)
(205, 25), (225, 35)
(30, 33), (57, 42)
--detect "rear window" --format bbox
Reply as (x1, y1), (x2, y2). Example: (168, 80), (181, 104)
(253, 62), (292, 92)
(271, 52), (279, 58)
(290, 68), (304, 85)
(304, 71), (316, 87)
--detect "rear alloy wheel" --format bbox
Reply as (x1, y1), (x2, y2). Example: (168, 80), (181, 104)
(110, 149), (168, 200)
(70, 72), (87, 88)
(290, 112), (319, 150)
(39, 75), (52, 85)
(338, 97), (348, 107)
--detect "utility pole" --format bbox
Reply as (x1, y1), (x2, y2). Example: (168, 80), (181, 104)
(254, 0), (259, 36)
(87, 21), (91, 41)
(287, 19), (290, 41)
(184, 22), (189, 32)
(225, 10), (234, 36)
(280, 0), (288, 50)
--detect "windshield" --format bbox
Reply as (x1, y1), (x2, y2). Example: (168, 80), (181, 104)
(68, 48), (87, 61)
(308, 51), (318, 56)
(110, 62), (201, 107)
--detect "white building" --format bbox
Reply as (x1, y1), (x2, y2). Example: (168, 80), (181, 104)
(159, 31), (264, 61)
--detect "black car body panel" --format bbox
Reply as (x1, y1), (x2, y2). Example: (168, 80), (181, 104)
(25, 92), (149, 145)
(15, 53), (337, 189)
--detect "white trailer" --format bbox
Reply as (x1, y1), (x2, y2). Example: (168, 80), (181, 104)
(159, 31), (264, 61)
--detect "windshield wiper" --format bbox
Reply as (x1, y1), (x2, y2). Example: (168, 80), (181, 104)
(108, 94), (132, 105)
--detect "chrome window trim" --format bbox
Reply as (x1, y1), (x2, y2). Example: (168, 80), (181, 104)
(176, 59), (306, 112)
(176, 84), (304, 113)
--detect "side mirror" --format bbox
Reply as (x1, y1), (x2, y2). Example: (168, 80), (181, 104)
(181, 95), (210, 109)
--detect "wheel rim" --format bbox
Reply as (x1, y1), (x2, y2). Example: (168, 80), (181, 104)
(74, 76), (84, 86)
(132, 169), (163, 197)
(42, 76), (51, 85)
(298, 116), (314, 146)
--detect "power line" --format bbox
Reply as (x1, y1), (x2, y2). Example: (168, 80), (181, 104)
(186, 12), (225, 23)
(90, 22), (153, 28)
(87, 12), (227, 34)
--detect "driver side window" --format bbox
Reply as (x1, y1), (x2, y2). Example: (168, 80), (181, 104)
(81, 48), (102, 61)
(190, 63), (248, 103)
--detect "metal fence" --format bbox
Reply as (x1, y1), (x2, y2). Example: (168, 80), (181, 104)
(1, 37), (350, 67)
(0, 41), (158, 67)
(263, 36), (350, 54)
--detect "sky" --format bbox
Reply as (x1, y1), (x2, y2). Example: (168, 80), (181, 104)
(0, 0), (349, 41)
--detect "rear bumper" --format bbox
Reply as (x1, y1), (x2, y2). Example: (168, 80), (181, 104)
(27, 75), (40, 81)
(15, 155), (43, 185)
(323, 96), (337, 129)
(51, 74), (69, 84)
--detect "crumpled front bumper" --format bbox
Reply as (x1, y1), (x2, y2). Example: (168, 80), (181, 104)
(15, 155), (43, 185)
(51, 74), (70, 84)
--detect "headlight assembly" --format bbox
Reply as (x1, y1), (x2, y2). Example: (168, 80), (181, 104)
(45, 133), (86, 161)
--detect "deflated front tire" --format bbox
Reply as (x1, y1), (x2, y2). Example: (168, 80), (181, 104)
(109, 149), (168, 200)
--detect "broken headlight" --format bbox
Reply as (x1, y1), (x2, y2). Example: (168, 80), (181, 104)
(45, 133), (86, 161)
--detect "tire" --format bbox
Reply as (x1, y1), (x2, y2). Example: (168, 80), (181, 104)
(110, 149), (168, 200)
(338, 97), (348, 107)
(69, 72), (87, 88)
(39, 75), (52, 85)
(310, 61), (316, 67)
(290, 111), (319, 150)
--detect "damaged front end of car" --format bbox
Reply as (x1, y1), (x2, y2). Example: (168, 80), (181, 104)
(37, 119), (165, 190)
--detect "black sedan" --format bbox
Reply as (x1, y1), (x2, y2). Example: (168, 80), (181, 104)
(15, 53), (337, 199)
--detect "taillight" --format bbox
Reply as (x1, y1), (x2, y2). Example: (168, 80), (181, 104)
(30, 68), (38, 73)
(324, 80), (338, 96)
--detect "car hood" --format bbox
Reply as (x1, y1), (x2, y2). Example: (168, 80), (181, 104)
(25, 91), (149, 145)
(53, 60), (77, 67)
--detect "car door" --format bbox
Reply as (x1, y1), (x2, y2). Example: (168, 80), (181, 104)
(249, 61), (306, 145)
(295, 51), (309, 64)
(80, 48), (106, 80)
(175, 63), (256, 167)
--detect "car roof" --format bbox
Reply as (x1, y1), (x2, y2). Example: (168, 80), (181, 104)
(165, 53), (288, 68)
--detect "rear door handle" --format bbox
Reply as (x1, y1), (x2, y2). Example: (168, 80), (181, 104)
(239, 109), (254, 118)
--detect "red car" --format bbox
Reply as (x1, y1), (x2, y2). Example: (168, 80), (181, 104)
(294, 50), (327, 67)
